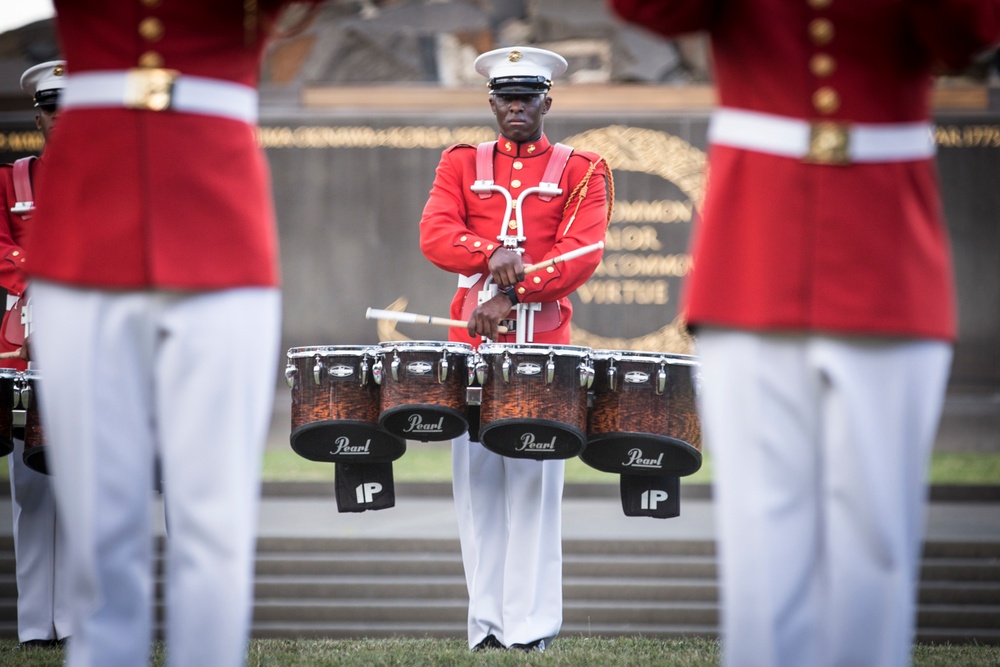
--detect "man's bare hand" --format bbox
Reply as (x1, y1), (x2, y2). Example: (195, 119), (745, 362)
(467, 294), (515, 341)
(488, 247), (525, 289)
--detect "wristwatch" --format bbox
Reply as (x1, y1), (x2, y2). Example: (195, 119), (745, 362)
(499, 285), (519, 305)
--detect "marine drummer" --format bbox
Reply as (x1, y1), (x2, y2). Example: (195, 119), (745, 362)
(419, 46), (612, 652)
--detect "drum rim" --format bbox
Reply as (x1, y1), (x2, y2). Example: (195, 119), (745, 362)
(378, 340), (474, 353)
(478, 342), (591, 357)
(21, 369), (41, 379)
(287, 345), (377, 358)
(0, 368), (18, 378)
(591, 349), (699, 365)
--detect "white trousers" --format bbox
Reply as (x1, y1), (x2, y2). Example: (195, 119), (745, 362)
(30, 283), (281, 667)
(451, 432), (564, 648)
(8, 437), (72, 642)
(696, 330), (952, 667)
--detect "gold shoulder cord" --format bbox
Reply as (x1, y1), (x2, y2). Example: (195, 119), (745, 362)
(562, 157), (614, 236)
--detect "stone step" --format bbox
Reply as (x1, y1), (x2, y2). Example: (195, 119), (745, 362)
(0, 537), (998, 643)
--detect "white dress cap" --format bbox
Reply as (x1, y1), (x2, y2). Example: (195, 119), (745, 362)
(474, 46), (568, 93)
(20, 60), (68, 107)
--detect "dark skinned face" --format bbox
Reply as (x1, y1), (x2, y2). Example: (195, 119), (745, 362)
(35, 106), (59, 142)
(489, 93), (552, 144)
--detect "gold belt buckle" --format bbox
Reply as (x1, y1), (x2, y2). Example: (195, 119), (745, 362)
(805, 121), (851, 165)
(124, 68), (180, 111)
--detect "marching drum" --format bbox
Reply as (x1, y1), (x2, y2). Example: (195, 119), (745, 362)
(476, 343), (593, 460)
(583, 350), (702, 477)
(376, 341), (474, 442)
(18, 370), (49, 475)
(0, 369), (16, 458)
(286, 346), (405, 463)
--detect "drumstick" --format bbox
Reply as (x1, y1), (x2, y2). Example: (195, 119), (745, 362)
(523, 240), (604, 275)
(366, 308), (509, 334)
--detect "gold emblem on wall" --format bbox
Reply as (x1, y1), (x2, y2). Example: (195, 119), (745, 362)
(562, 126), (706, 354)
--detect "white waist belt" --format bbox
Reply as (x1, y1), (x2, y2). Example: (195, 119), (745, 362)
(708, 107), (935, 164)
(62, 70), (258, 124)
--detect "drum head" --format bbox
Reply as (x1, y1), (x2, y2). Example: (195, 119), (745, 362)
(379, 404), (469, 442)
(479, 418), (586, 460)
(291, 421), (406, 463)
(581, 433), (702, 477)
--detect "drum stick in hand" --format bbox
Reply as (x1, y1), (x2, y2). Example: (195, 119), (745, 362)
(366, 308), (509, 334)
(523, 240), (605, 275)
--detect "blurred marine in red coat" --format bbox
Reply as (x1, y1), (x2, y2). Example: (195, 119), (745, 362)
(25, 3), (321, 666)
(608, 2), (1000, 666)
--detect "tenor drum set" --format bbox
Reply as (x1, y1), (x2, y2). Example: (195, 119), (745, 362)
(286, 339), (702, 480)
(0, 368), (49, 475)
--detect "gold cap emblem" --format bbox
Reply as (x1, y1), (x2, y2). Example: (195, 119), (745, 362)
(508, 50), (522, 63)
(53, 64), (65, 77)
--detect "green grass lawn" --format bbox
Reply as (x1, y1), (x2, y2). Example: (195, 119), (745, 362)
(0, 637), (998, 666)
(261, 445), (1000, 485)
(2, 444), (997, 485)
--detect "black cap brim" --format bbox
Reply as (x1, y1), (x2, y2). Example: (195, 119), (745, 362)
(489, 75), (551, 94)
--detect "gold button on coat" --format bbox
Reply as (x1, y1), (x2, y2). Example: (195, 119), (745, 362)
(513, 161), (523, 170)
(808, 18), (834, 45)
(810, 53), (836, 77)
(510, 179), (522, 188)
(813, 86), (841, 114)
(807, 0), (832, 8)
(142, 0), (162, 6)
(139, 17), (165, 42)
(138, 51), (164, 68)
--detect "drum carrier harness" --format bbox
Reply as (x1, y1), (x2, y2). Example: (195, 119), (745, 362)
(469, 140), (573, 344)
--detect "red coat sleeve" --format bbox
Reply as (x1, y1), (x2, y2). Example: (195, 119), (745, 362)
(0, 165), (28, 296)
(419, 146), (497, 278)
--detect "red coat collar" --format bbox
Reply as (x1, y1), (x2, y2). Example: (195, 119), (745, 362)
(496, 134), (551, 158)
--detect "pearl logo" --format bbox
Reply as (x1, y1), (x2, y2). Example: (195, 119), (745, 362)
(517, 362), (542, 376)
(407, 361), (432, 375)
(330, 437), (371, 456)
(404, 414), (445, 433)
(623, 447), (664, 469)
(515, 433), (557, 452)
(330, 365), (354, 378)
(624, 371), (649, 384)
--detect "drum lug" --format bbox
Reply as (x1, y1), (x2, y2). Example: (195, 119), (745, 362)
(656, 364), (667, 395)
(312, 356), (324, 386)
(579, 362), (594, 389)
(438, 351), (449, 384)
(502, 353), (512, 383)
(373, 357), (383, 385)
(360, 357), (370, 386)
(390, 352), (401, 382)
(284, 364), (298, 389)
(546, 354), (555, 385)
(608, 360), (617, 391)
(18, 380), (32, 410)
(476, 357), (488, 385)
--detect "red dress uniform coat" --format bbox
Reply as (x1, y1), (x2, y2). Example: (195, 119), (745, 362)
(26, 0), (318, 290)
(610, 0), (1000, 341)
(420, 134), (610, 347)
(0, 158), (37, 371)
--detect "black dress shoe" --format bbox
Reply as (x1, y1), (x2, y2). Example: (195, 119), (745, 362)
(472, 634), (505, 652)
(509, 639), (545, 652)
